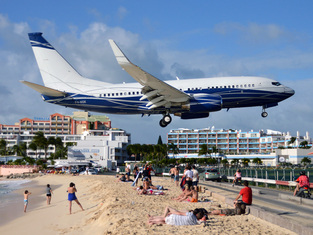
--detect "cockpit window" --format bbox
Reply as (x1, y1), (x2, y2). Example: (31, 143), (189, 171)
(272, 82), (281, 86)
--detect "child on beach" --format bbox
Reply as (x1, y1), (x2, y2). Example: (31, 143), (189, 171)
(46, 184), (54, 205)
(24, 190), (31, 213)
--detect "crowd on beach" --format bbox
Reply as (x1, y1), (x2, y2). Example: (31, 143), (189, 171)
(116, 162), (253, 226)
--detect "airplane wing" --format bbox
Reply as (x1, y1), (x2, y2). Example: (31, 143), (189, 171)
(20, 81), (68, 97)
(109, 40), (190, 109)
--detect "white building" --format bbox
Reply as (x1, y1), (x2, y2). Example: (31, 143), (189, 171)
(67, 129), (130, 169)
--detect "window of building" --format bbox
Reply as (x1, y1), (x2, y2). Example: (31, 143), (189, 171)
(39, 123), (44, 126)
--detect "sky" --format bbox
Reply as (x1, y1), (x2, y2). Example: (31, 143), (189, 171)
(1, 1), (313, 144)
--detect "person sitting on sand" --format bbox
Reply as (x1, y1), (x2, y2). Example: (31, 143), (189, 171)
(172, 185), (192, 201)
(117, 174), (126, 182)
(67, 182), (84, 214)
(143, 177), (158, 190)
(178, 185), (198, 202)
(147, 206), (203, 226)
(234, 180), (252, 208)
(24, 190), (31, 213)
(137, 186), (147, 195)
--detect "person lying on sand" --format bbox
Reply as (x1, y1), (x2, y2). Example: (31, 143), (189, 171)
(117, 174), (126, 182)
(206, 203), (246, 216)
(143, 177), (158, 190)
(147, 206), (203, 226)
(172, 185), (192, 201)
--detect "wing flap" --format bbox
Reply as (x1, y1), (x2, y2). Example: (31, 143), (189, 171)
(109, 40), (190, 106)
(20, 81), (67, 97)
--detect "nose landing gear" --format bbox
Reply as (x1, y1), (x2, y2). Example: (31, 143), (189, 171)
(261, 107), (268, 118)
(159, 114), (172, 127)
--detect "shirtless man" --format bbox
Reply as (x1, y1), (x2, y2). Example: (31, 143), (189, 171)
(24, 190), (31, 213)
(169, 166), (175, 182)
(173, 166), (180, 187)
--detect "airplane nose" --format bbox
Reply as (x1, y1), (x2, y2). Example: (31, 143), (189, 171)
(284, 87), (295, 96)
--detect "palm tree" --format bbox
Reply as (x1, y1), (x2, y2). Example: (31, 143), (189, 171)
(221, 159), (229, 168)
(28, 142), (38, 159)
(299, 141), (308, 149)
(32, 131), (49, 159)
(252, 157), (263, 166)
(0, 139), (8, 156)
(241, 158), (250, 167)
(168, 143), (179, 158)
(198, 144), (209, 157)
(231, 158), (240, 167)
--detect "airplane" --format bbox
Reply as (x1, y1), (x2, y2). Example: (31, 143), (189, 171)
(21, 32), (295, 127)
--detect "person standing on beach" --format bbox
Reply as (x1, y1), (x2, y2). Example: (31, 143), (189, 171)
(169, 166), (175, 182)
(173, 166), (180, 187)
(67, 182), (84, 214)
(24, 190), (31, 213)
(46, 184), (53, 205)
(191, 165), (199, 187)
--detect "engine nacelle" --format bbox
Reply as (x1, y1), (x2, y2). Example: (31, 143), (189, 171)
(182, 93), (222, 113)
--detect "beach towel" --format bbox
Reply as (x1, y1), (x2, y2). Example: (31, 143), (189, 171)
(180, 176), (186, 191)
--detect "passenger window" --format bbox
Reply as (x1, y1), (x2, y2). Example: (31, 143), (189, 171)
(120, 93), (123, 95)
(103, 94), (106, 97)
(195, 88), (198, 90)
(136, 91), (139, 95)
(216, 86), (218, 89)
(224, 86), (227, 88)
(244, 84), (246, 88)
(99, 94), (102, 97)
(236, 85), (238, 88)
(220, 86), (222, 88)
(228, 85), (230, 88)
(132, 92), (135, 95)
(188, 88), (190, 91)
(112, 93), (114, 96)
(128, 92), (131, 95)
(232, 85), (235, 88)
(240, 85), (243, 88)
(116, 93), (118, 96)
(252, 84), (254, 87)
(108, 94), (110, 96)
(248, 84), (250, 87)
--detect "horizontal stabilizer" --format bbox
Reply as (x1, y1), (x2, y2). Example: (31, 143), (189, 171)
(20, 81), (67, 97)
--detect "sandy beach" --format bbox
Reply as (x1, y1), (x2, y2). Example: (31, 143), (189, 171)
(0, 174), (297, 235)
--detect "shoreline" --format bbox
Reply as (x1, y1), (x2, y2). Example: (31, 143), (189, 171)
(0, 175), (298, 235)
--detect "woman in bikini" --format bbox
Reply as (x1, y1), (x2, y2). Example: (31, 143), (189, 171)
(67, 182), (84, 214)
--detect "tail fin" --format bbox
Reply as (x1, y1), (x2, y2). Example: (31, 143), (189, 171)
(28, 32), (110, 93)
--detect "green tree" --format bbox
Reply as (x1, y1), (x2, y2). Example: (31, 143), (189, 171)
(241, 158), (250, 167)
(287, 137), (297, 148)
(299, 141), (309, 149)
(221, 159), (229, 168)
(301, 156), (311, 166)
(32, 132), (49, 159)
(0, 139), (8, 156)
(231, 158), (240, 167)
(198, 144), (210, 158)
(168, 143), (179, 158)
(28, 142), (38, 159)
(157, 135), (163, 145)
(252, 157), (263, 166)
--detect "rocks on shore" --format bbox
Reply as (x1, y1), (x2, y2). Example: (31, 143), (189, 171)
(2, 173), (43, 179)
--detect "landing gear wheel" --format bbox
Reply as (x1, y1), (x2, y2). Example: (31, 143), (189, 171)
(159, 119), (167, 128)
(163, 115), (172, 124)
(261, 111), (268, 118)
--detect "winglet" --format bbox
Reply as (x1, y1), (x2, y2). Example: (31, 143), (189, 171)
(108, 39), (131, 66)
(20, 81), (67, 97)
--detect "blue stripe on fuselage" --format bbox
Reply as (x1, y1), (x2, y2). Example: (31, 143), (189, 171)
(42, 88), (291, 114)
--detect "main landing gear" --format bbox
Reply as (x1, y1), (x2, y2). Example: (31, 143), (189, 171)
(159, 114), (172, 128)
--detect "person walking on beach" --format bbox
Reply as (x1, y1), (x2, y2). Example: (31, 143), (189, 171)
(67, 182), (84, 214)
(46, 184), (54, 205)
(24, 190), (31, 213)
(173, 166), (180, 187)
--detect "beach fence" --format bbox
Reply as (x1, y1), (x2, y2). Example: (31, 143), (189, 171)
(219, 168), (313, 189)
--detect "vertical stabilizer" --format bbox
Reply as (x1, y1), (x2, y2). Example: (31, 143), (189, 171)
(28, 33), (110, 93)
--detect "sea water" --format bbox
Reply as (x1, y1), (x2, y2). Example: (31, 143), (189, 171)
(0, 179), (31, 225)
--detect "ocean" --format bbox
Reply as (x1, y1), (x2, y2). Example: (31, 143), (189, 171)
(0, 179), (31, 225)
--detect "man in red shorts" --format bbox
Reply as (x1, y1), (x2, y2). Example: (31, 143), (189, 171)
(294, 171), (310, 196)
(234, 180), (252, 207)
